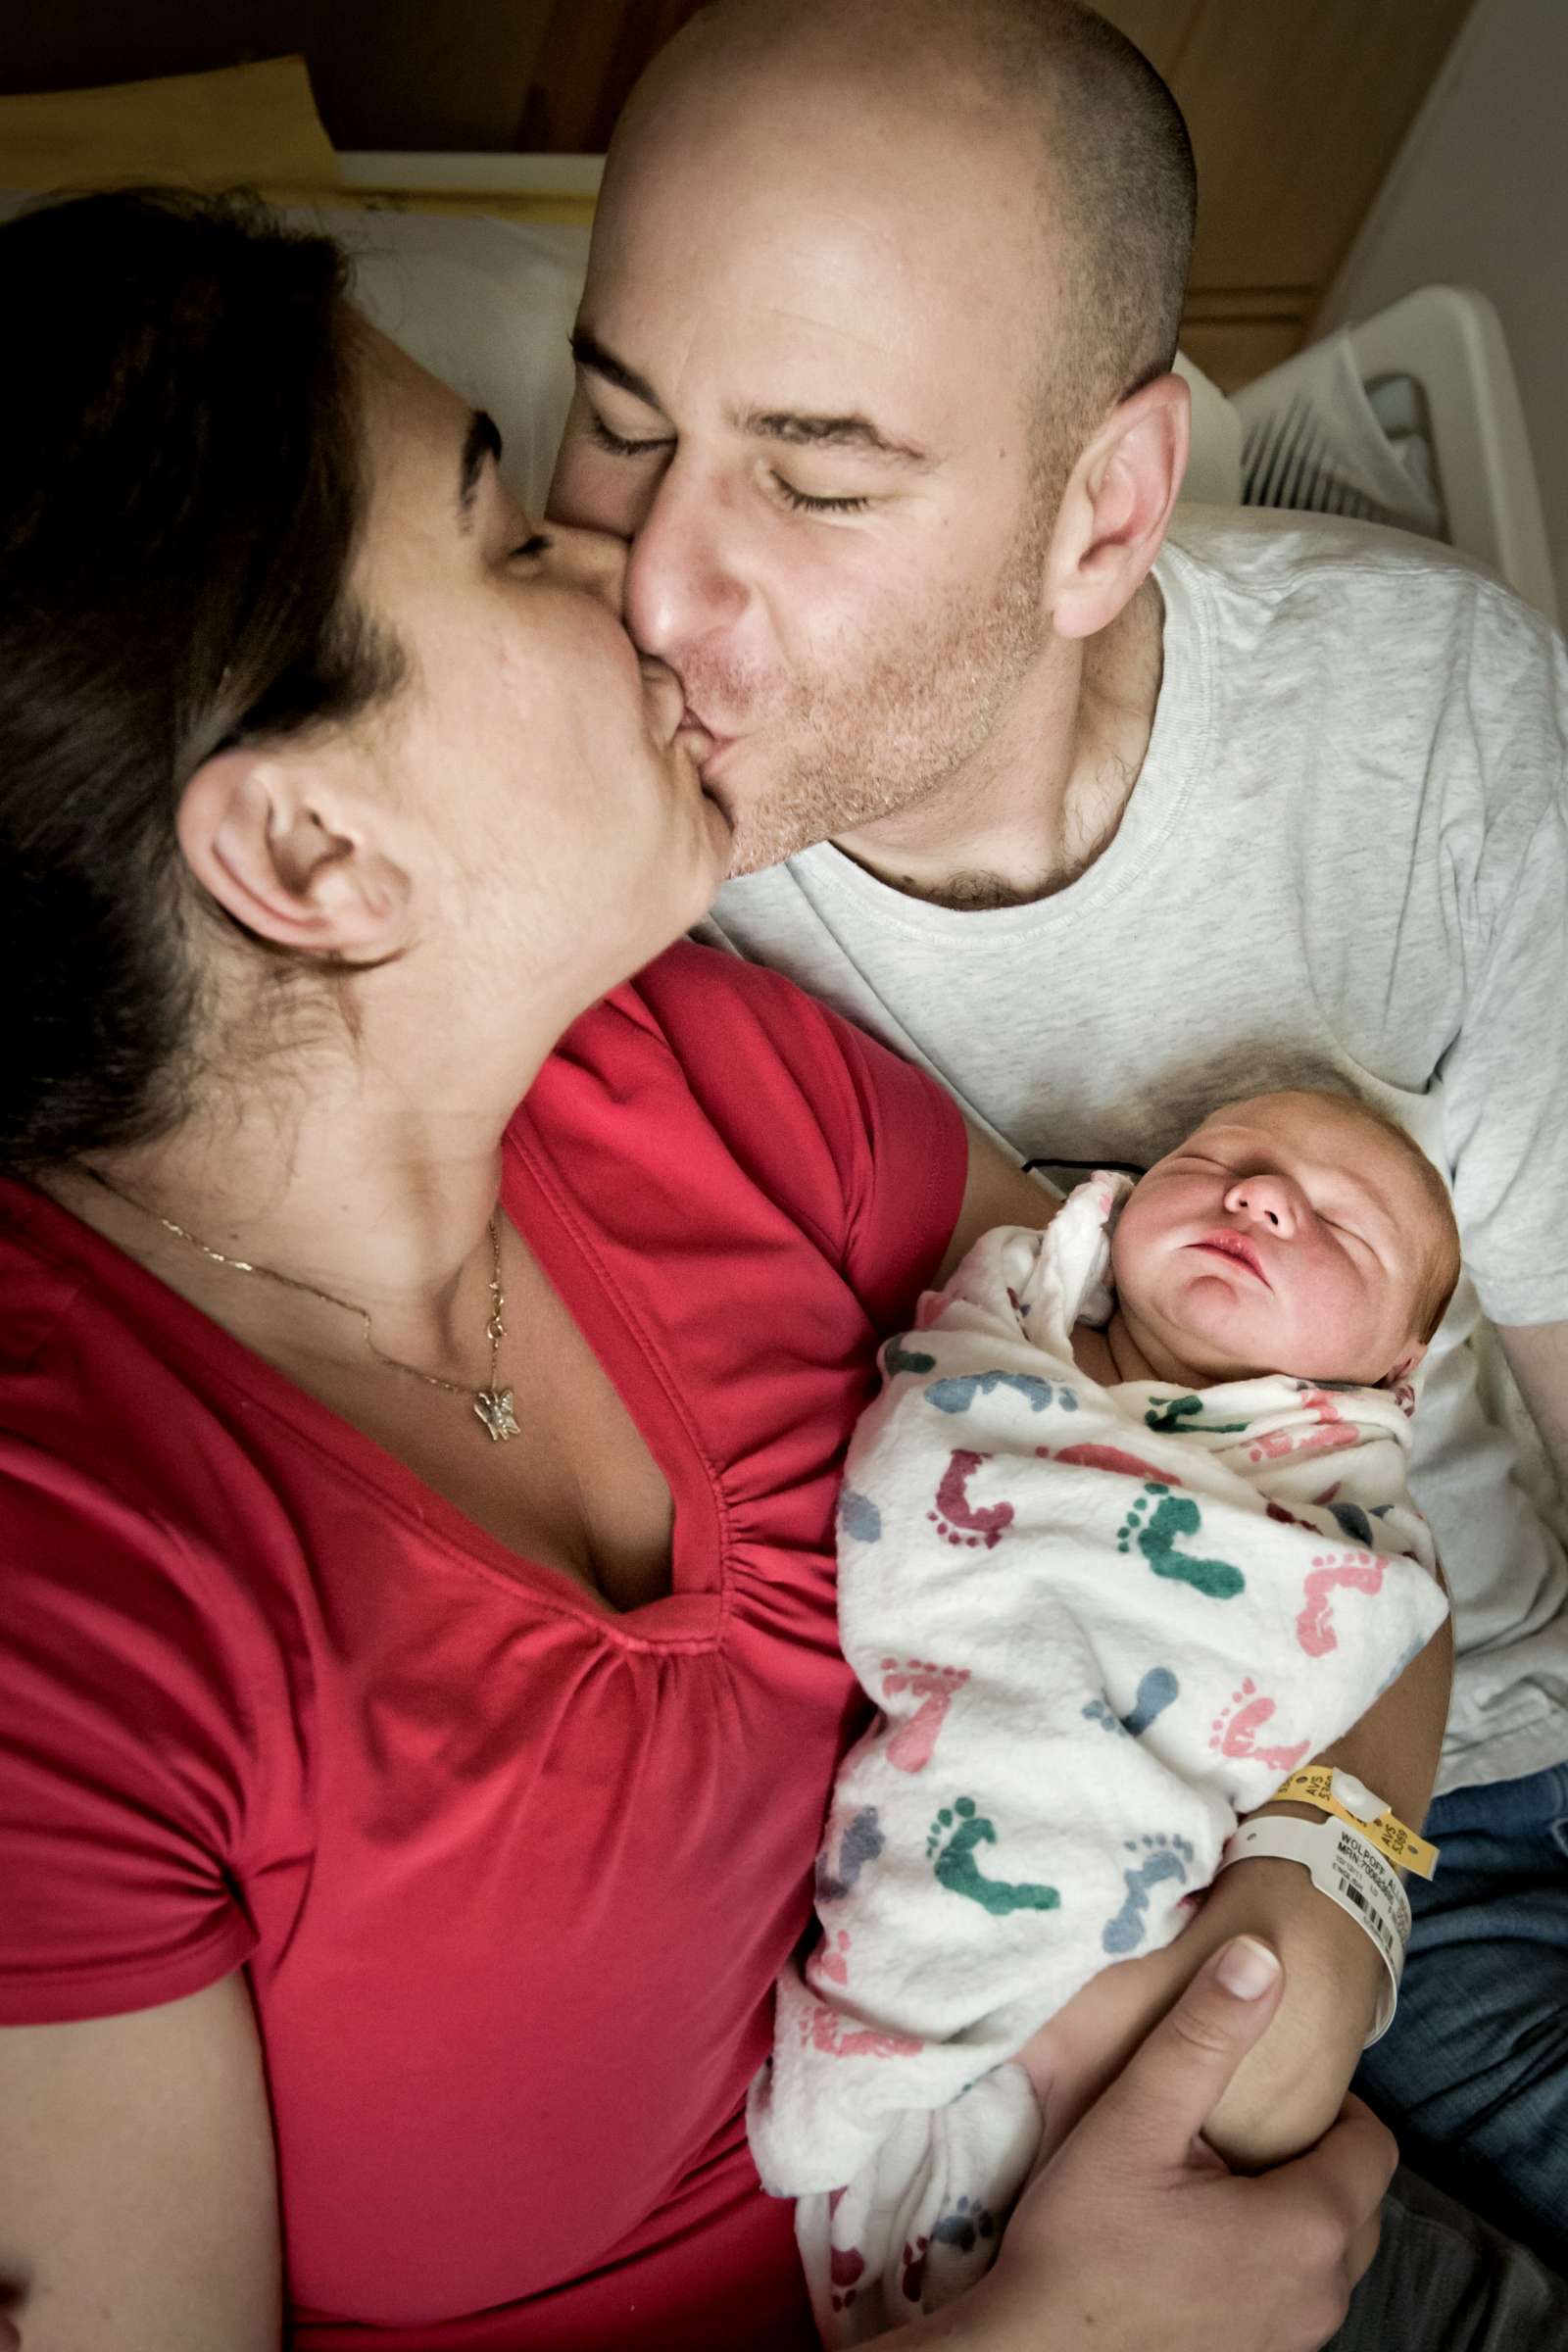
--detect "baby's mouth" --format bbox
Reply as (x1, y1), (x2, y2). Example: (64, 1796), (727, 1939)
(1192, 1231), (1270, 1286)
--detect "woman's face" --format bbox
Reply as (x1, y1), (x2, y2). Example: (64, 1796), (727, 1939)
(346, 326), (731, 1017)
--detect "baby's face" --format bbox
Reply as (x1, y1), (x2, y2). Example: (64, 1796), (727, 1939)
(1109, 1093), (1442, 1387)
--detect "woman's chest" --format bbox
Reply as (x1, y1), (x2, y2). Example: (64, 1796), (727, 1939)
(245, 1556), (861, 2325)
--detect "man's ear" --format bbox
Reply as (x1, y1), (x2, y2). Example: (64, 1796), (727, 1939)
(1046, 373), (1191, 643)
(176, 747), (415, 961)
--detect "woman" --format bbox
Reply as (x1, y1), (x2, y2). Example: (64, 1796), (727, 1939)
(0, 189), (1406, 2352)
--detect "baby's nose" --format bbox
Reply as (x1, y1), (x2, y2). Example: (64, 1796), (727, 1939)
(1223, 1174), (1298, 1234)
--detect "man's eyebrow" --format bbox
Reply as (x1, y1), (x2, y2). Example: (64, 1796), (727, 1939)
(458, 409), (503, 528)
(739, 408), (931, 466)
(570, 331), (665, 414)
(570, 330), (929, 467)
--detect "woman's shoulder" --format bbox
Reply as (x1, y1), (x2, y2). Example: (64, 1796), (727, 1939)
(525, 939), (967, 1331)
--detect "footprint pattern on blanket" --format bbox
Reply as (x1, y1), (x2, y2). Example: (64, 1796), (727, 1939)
(925, 1368), (1077, 1417)
(800, 2000), (922, 2060)
(838, 1486), (883, 1544)
(1050, 1440), (1179, 1482)
(816, 1806), (886, 1901)
(1102, 1833), (1196, 1954)
(813, 1929), (853, 1987)
(1249, 1386), (1358, 1463)
(1209, 1679), (1311, 1773)
(1297, 1548), (1391, 1656)
(925, 1796), (1060, 1917)
(1117, 1485), (1246, 1599)
(1144, 1395), (1249, 1437)
(931, 2194), (996, 2254)
(1082, 1665), (1181, 1741)
(928, 1449), (1016, 1549)
(883, 1337), (937, 1380)
(882, 1658), (971, 1771)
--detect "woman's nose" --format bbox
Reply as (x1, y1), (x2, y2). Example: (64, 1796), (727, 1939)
(542, 521), (627, 616)
(1223, 1173), (1299, 1235)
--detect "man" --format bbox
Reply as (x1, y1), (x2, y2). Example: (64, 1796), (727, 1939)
(547, 0), (1568, 2325)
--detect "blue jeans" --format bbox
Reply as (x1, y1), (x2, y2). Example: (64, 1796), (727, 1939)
(1353, 1759), (1568, 2275)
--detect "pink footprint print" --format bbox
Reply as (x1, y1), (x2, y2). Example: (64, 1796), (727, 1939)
(882, 1657), (970, 1771)
(927, 1449), (1015, 1550)
(1048, 1442), (1181, 1484)
(1297, 1549), (1390, 1656)
(801, 2001), (921, 2060)
(1209, 1678), (1311, 1773)
(1250, 1387), (1358, 1464)
(814, 1930), (852, 1987)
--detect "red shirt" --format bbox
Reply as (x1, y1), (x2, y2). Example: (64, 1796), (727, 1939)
(0, 945), (965, 2349)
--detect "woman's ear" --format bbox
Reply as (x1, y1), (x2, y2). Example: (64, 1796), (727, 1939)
(176, 746), (414, 961)
(1045, 373), (1191, 644)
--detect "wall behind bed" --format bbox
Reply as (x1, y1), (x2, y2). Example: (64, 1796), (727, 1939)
(0, 0), (1477, 392)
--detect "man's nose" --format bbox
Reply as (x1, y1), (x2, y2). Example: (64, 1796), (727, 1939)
(1223, 1174), (1300, 1236)
(623, 457), (747, 660)
(543, 521), (627, 616)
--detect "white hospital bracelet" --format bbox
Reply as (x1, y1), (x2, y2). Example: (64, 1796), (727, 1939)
(1217, 1814), (1412, 2046)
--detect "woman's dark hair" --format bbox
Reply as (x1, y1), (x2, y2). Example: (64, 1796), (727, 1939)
(0, 186), (403, 1174)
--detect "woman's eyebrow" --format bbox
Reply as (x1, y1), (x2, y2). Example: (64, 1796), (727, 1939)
(458, 409), (504, 528)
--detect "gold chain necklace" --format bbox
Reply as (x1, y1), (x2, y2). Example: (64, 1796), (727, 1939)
(82, 1168), (521, 1444)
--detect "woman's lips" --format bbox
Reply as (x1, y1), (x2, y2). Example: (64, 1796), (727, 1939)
(1192, 1232), (1270, 1285)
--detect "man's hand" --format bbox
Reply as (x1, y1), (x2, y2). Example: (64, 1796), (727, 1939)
(934, 1937), (1396, 2352)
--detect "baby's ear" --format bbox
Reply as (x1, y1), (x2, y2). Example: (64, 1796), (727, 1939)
(1385, 1340), (1427, 1385)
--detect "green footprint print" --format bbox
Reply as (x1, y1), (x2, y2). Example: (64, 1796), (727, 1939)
(1117, 1484), (1245, 1600)
(925, 1797), (1059, 1917)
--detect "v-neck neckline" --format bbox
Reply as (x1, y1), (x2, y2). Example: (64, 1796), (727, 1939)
(9, 1139), (730, 1648)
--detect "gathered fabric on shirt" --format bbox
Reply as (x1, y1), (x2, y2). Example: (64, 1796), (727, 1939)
(0, 941), (967, 2350)
(704, 509), (1568, 1796)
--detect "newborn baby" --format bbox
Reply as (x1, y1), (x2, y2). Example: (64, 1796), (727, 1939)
(750, 1088), (1457, 2345)
(1073, 1087), (1454, 1396)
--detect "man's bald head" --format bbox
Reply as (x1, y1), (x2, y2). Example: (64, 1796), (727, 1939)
(612, 0), (1196, 482)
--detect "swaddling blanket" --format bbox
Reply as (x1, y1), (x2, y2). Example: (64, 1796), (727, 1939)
(748, 1177), (1446, 2344)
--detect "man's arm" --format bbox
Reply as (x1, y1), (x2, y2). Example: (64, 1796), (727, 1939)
(1497, 1321), (1568, 1486)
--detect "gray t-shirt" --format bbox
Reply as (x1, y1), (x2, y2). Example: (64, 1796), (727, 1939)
(701, 508), (1568, 1796)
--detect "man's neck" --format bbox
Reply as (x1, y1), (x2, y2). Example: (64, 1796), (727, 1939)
(833, 574), (1165, 911)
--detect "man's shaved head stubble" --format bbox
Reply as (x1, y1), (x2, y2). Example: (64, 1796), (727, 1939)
(564, 1), (1197, 884)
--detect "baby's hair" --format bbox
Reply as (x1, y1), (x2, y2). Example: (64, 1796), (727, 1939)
(1218, 1087), (1460, 1347)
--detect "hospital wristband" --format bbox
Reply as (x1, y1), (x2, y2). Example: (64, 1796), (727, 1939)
(1267, 1764), (1440, 1880)
(1217, 1813), (1411, 2045)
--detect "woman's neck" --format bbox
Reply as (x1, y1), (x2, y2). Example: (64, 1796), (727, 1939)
(45, 1027), (545, 1374)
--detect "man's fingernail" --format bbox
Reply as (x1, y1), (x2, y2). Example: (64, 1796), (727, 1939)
(1214, 1936), (1282, 2000)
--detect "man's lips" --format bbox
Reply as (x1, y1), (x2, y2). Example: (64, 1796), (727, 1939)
(1191, 1231), (1270, 1286)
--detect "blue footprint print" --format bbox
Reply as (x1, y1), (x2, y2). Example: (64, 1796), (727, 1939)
(1102, 1833), (1195, 1954)
(816, 1807), (885, 1902)
(1117, 1485), (1245, 1600)
(931, 2194), (995, 2253)
(1081, 1666), (1180, 1741)
(926, 1369), (1077, 1416)
(838, 1487), (883, 1544)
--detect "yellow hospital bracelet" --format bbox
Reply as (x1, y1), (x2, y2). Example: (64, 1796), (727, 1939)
(1267, 1765), (1441, 1881)
(1218, 1814), (1409, 2044)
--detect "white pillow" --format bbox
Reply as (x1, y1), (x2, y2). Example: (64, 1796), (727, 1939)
(304, 208), (591, 514)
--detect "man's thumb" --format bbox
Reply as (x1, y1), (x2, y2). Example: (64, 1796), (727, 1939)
(1110, 1935), (1284, 2154)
